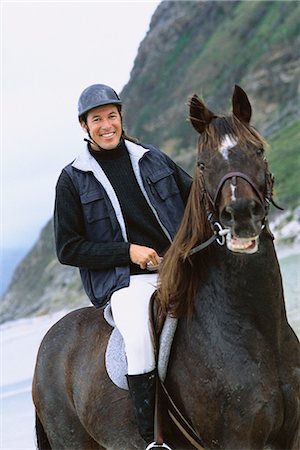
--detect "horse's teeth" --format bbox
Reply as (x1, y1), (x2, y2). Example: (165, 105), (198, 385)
(226, 235), (259, 254)
(232, 241), (251, 249)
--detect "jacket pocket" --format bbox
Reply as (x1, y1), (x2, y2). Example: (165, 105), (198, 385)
(147, 168), (179, 201)
(80, 190), (110, 224)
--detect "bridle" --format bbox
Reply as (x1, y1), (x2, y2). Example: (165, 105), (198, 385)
(207, 171), (265, 209)
(188, 160), (282, 257)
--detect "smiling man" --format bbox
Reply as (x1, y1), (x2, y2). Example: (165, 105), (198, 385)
(83, 103), (122, 150)
(54, 83), (192, 447)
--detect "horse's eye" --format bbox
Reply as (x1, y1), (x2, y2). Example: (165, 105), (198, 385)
(256, 147), (264, 157)
(197, 161), (205, 170)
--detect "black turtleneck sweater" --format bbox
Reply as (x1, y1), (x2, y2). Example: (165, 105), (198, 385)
(54, 141), (191, 273)
(89, 143), (170, 273)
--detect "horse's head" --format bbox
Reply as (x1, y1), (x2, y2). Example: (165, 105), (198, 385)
(189, 85), (275, 254)
(158, 85), (279, 316)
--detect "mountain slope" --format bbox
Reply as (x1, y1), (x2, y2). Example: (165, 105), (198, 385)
(122, 0), (300, 205)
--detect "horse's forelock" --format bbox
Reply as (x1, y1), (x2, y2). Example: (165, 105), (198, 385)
(197, 115), (266, 153)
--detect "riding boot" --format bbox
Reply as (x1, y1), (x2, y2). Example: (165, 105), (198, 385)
(126, 369), (156, 444)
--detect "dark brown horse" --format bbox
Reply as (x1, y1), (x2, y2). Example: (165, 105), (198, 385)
(32, 85), (299, 450)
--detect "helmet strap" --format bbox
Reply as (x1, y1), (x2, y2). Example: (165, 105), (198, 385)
(81, 125), (99, 149)
(83, 130), (122, 152)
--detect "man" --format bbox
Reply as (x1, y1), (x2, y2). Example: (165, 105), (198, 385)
(54, 83), (192, 446)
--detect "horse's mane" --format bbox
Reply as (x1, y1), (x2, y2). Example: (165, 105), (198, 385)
(157, 115), (267, 318)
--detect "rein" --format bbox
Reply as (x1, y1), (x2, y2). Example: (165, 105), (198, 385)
(160, 381), (206, 450)
(188, 221), (229, 256)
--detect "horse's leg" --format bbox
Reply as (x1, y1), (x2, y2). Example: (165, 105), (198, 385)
(35, 412), (51, 450)
(37, 405), (102, 450)
(35, 411), (102, 450)
(33, 368), (103, 450)
(33, 308), (149, 449)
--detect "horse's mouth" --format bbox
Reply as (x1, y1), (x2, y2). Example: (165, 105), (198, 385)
(226, 234), (259, 254)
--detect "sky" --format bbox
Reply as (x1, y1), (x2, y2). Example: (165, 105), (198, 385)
(1, 0), (160, 253)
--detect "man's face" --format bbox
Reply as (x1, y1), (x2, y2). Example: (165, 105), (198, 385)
(82, 104), (122, 150)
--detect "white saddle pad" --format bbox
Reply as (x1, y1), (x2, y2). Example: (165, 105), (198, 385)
(104, 304), (177, 390)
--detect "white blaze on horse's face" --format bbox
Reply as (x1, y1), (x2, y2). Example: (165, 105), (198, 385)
(219, 134), (237, 160)
(219, 134), (237, 202)
(231, 183), (237, 202)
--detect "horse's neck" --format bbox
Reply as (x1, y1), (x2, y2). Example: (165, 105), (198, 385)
(194, 233), (286, 340)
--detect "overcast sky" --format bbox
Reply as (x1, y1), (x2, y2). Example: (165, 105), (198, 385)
(2, 0), (160, 252)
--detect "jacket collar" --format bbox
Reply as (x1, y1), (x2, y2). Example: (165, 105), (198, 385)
(72, 139), (149, 172)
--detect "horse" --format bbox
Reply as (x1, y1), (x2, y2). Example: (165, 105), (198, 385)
(32, 85), (300, 450)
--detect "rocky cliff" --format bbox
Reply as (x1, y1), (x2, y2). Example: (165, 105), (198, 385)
(122, 0), (300, 204)
(1, 221), (89, 323)
(1, 0), (299, 323)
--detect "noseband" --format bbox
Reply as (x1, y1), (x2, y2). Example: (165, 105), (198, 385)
(206, 171), (265, 210)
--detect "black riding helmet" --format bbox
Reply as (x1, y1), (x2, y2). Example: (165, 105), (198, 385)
(78, 84), (122, 121)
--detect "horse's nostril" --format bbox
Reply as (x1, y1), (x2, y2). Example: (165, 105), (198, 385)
(250, 199), (259, 212)
(221, 199), (264, 228)
(221, 206), (234, 225)
(250, 200), (264, 219)
(225, 205), (234, 215)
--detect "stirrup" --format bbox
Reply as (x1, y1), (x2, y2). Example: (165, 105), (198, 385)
(145, 442), (173, 450)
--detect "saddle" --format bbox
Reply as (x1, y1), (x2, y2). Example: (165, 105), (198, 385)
(104, 299), (178, 390)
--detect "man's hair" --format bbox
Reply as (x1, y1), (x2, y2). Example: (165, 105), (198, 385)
(79, 104), (122, 124)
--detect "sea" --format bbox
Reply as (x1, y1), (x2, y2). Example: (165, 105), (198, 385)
(0, 249), (299, 449)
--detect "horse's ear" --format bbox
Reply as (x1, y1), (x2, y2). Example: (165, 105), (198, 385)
(232, 85), (252, 124)
(189, 94), (215, 134)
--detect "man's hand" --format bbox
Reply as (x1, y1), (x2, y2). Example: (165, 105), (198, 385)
(129, 244), (162, 270)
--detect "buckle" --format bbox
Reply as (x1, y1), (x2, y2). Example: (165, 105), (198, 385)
(214, 222), (229, 246)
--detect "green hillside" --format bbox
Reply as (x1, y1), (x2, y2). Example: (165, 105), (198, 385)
(122, 0), (300, 210)
(268, 120), (300, 209)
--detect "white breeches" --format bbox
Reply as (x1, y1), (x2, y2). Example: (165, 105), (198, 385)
(110, 274), (158, 375)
